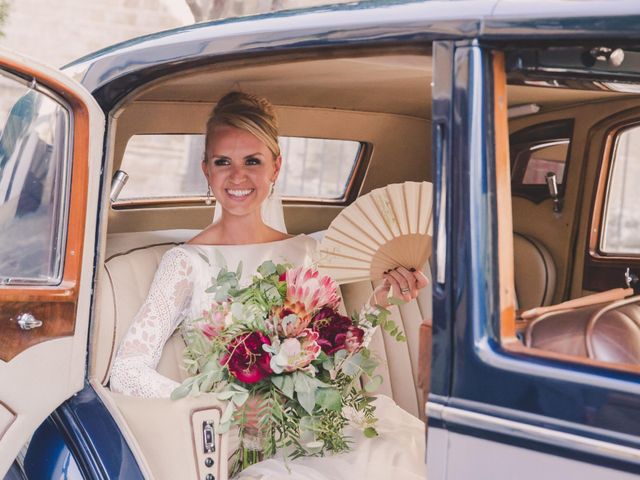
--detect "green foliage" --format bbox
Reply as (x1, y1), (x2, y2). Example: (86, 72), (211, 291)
(363, 305), (407, 342)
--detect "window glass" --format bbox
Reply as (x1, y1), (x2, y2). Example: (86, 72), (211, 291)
(117, 134), (361, 202)
(601, 125), (640, 255)
(0, 73), (70, 284)
(520, 141), (568, 184)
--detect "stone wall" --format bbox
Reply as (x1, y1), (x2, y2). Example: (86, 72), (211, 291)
(0, 0), (351, 67)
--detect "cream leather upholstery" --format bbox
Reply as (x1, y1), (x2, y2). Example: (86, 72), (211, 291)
(513, 232), (556, 311)
(91, 230), (433, 421)
(341, 279), (432, 419)
(91, 229), (554, 421)
(91, 230), (198, 386)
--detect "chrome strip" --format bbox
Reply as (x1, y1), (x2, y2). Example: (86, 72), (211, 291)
(426, 402), (640, 464)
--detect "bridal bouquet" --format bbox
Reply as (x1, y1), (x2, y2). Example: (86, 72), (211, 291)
(171, 256), (405, 474)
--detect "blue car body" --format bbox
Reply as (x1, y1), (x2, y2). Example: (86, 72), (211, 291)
(4, 0), (640, 478)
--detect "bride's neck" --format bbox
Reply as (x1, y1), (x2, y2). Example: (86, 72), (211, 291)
(212, 213), (278, 245)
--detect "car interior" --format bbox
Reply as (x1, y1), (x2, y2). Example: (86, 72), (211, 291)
(83, 45), (640, 479)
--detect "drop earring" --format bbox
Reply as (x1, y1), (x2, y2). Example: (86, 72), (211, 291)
(269, 182), (275, 198)
(205, 185), (212, 205)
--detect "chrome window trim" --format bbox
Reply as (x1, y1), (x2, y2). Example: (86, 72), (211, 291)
(528, 139), (569, 152)
(427, 402), (640, 464)
(600, 124), (640, 256)
(0, 70), (73, 286)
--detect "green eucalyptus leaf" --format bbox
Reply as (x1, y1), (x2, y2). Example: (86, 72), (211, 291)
(315, 388), (342, 411)
(170, 383), (190, 400)
(388, 297), (405, 306)
(272, 375), (295, 399)
(364, 374), (383, 393)
(214, 250), (227, 269)
(236, 261), (243, 278)
(217, 390), (236, 401)
(257, 260), (276, 277)
(231, 302), (245, 320)
(322, 357), (334, 372)
(200, 372), (216, 392)
(219, 403), (235, 428)
(297, 389), (316, 415)
(364, 313), (378, 325)
(232, 391), (249, 406)
(230, 383), (248, 393)
(363, 427), (379, 438)
(334, 349), (348, 362)
(201, 356), (219, 374)
(341, 352), (363, 377)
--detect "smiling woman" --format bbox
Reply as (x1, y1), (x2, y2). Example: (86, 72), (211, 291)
(191, 91), (287, 246)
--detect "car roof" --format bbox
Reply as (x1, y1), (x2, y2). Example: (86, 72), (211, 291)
(61, 0), (640, 110)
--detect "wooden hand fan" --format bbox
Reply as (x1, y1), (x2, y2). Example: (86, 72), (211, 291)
(318, 181), (433, 284)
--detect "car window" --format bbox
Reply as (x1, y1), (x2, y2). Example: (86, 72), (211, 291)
(0, 73), (70, 285)
(510, 120), (573, 202)
(116, 134), (362, 203)
(600, 124), (640, 255)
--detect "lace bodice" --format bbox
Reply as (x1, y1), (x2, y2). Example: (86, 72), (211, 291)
(109, 234), (319, 398)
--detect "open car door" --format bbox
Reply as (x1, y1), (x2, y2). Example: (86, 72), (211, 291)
(0, 47), (104, 476)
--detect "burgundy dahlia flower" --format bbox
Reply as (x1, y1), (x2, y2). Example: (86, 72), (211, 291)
(222, 332), (272, 384)
(311, 307), (365, 355)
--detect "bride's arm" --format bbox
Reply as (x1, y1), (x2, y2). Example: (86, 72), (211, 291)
(110, 247), (194, 398)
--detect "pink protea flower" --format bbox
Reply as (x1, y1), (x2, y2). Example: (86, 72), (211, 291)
(199, 302), (232, 339)
(274, 267), (341, 337)
(269, 329), (321, 374)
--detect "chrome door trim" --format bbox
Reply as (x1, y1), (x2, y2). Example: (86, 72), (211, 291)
(427, 402), (640, 464)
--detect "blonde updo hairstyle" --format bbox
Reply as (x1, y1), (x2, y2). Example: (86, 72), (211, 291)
(204, 91), (281, 161)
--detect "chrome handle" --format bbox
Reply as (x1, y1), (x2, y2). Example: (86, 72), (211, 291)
(15, 313), (43, 330)
(545, 172), (562, 213)
(110, 170), (129, 202)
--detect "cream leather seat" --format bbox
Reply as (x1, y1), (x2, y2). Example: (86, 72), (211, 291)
(91, 229), (555, 420)
(513, 232), (556, 311)
(91, 230), (198, 386)
(91, 230), (433, 416)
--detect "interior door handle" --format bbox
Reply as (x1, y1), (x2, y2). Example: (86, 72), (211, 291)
(15, 313), (43, 330)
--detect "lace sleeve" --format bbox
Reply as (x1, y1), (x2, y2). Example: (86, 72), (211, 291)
(110, 247), (193, 398)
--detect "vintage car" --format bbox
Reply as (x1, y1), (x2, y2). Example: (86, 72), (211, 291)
(2, 0), (640, 478)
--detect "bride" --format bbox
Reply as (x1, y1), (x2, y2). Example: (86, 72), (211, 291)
(110, 91), (428, 479)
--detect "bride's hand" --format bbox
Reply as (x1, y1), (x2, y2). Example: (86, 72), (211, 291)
(372, 267), (429, 307)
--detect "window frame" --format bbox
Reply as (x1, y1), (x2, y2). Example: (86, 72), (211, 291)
(598, 121), (640, 257)
(583, 116), (640, 291)
(0, 71), (74, 286)
(509, 119), (574, 204)
(111, 134), (372, 210)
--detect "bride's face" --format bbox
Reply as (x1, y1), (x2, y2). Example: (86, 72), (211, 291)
(203, 125), (281, 221)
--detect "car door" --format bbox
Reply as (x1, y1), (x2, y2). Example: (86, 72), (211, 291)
(427, 40), (640, 479)
(0, 47), (104, 476)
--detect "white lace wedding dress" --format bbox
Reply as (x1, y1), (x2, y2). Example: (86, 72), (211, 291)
(110, 234), (426, 480)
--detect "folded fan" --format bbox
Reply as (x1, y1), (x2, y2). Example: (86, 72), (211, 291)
(318, 181), (433, 284)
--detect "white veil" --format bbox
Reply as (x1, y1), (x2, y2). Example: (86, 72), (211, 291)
(212, 184), (287, 233)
